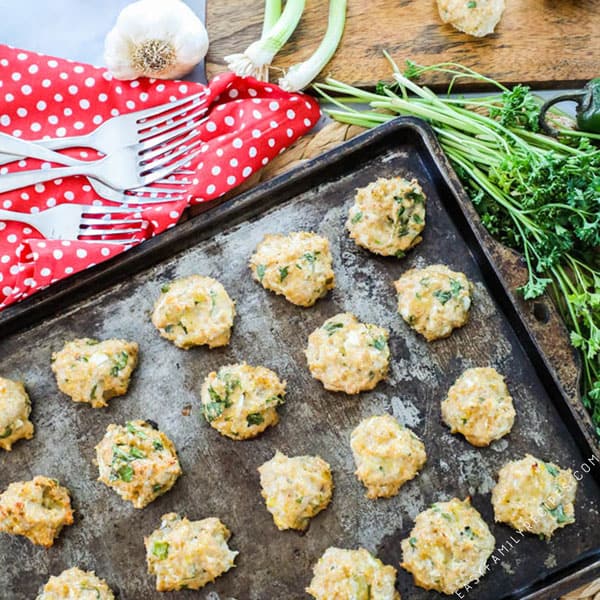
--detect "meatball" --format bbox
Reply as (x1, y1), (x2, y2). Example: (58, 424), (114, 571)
(151, 275), (235, 349)
(492, 454), (577, 539)
(95, 420), (182, 509)
(145, 513), (238, 591)
(351, 415), (426, 499)
(0, 377), (34, 451)
(36, 567), (114, 600)
(394, 264), (473, 341)
(51, 338), (138, 408)
(437, 0), (505, 37)
(201, 363), (286, 440)
(347, 176), (426, 258)
(305, 313), (390, 394)
(307, 547), (400, 600)
(249, 231), (335, 307)
(258, 451), (333, 531)
(0, 476), (74, 547)
(401, 497), (495, 594)
(442, 367), (516, 446)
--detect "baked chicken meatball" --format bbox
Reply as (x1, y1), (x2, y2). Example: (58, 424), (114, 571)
(201, 363), (286, 440)
(394, 264), (473, 341)
(442, 367), (515, 446)
(437, 0), (505, 37)
(351, 415), (426, 499)
(51, 338), (138, 408)
(307, 547), (400, 600)
(151, 275), (235, 349)
(258, 451), (333, 531)
(36, 567), (114, 600)
(401, 497), (495, 594)
(249, 231), (335, 307)
(492, 454), (577, 539)
(95, 420), (182, 509)
(0, 476), (74, 547)
(347, 176), (426, 258)
(305, 313), (390, 394)
(0, 377), (34, 451)
(145, 513), (238, 592)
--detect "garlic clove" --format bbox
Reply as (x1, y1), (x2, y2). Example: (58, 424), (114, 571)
(174, 29), (209, 65)
(104, 29), (140, 81)
(104, 0), (209, 81)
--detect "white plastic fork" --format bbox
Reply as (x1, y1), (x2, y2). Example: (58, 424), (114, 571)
(0, 90), (211, 165)
(0, 204), (145, 243)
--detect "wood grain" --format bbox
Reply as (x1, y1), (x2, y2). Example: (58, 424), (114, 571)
(206, 0), (600, 90)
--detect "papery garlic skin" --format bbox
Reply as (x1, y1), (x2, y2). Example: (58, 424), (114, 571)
(104, 0), (209, 80)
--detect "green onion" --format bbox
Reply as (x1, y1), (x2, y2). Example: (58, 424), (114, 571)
(547, 503), (572, 524)
(225, 0), (305, 81)
(262, 0), (282, 39)
(246, 412), (265, 426)
(279, 266), (289, 281)
(279, 0), (347, 92)
(323, 321), (344, 335)
(110, 351), (129, 376)
(257, 264), (266, 281)
(117, 464), (134, 482)
(434, 289), (452, 305)
(450, 279), (463, 296)
(152, 541), (169, 560)
(129, 447), (146, 460)
(370, 337), (387, 351)
(126, 421), (148, 439)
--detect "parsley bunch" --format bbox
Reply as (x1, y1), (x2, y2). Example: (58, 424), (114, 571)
(314, 57), (600, 435)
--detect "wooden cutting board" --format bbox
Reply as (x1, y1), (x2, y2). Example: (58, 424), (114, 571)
(206, 0), (599, 89)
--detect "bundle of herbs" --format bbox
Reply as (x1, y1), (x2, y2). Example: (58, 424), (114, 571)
(314, 56), (600, 435)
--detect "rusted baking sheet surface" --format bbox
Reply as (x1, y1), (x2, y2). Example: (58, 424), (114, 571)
(0, 120), (599, 599)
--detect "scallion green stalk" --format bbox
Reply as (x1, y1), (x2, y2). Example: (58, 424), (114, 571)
(262, 0), (282, 39)
(225, 0), (305, 81)
(279, 0), (347, 92)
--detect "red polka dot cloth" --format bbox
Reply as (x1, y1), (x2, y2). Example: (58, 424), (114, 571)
(0, 44), (321, 310)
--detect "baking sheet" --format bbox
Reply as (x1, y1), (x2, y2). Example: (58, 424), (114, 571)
(1, 120), (599, 599)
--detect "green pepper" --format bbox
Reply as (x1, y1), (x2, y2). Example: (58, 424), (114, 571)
(539, 78), (600, 135)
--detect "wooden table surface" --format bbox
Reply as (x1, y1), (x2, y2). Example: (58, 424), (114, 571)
(207, 0), (600, 89)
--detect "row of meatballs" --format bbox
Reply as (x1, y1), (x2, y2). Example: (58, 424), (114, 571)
(0, 176), (579, 598)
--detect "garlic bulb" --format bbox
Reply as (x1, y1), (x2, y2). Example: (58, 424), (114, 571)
(104, 0), (209, 80)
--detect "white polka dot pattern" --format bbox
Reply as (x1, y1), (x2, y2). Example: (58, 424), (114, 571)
(0, 44), (320, 310)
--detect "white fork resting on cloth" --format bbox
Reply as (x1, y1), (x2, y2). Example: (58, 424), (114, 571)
(0, 204), (145, 243)
(0, 90), (210, 165)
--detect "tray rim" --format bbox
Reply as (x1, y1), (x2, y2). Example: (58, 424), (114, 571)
(1, 117), (599, 598)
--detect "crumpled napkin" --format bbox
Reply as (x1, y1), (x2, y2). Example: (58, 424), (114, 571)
(0, 44), (321, 309)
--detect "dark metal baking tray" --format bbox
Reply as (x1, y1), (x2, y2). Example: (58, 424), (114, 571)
(0, 118), (599, 600)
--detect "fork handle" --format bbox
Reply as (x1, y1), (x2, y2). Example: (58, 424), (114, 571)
(0, 133), (82, 167)
(0, 164), (93, 193)
(0, 134), (98, 166)
(0, 208), (38, 228)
